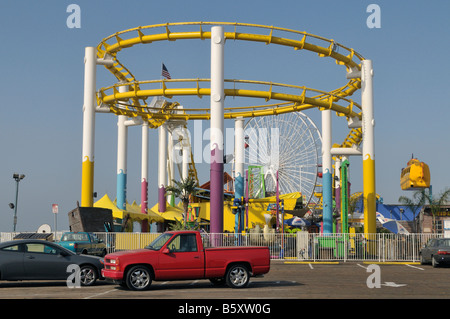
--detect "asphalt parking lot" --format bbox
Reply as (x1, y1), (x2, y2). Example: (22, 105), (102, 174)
(0, 261), (449, 301)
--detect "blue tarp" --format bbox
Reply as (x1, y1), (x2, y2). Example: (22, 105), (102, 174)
(353, 197), (421, 221)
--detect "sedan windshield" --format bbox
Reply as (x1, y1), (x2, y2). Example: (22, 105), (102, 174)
(145, 233), (173, 250)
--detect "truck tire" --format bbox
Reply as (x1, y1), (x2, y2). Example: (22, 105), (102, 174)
(226, 264), (250, 288)
(126, 265), (152, 291)
(80, 265), (98, 286)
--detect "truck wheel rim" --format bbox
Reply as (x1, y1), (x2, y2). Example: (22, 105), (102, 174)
(80, 268), (95, 285)
(130, 269), (150, 289)
(230, 267), (248, 287)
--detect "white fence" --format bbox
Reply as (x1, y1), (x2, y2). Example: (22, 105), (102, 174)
(1, 232), (442, 262)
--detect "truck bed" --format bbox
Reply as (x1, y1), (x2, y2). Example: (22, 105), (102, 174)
(204, 246), (270, 278)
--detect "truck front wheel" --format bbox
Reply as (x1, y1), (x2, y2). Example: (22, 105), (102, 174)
(226, 264), (250, 288)
(125, 265), (152, 291)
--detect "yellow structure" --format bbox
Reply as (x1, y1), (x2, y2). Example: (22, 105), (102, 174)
(400, 158), (430, 190)
(149, 202), (184, 221)
(188, 192), (301, 232)
(94, 194), (164, 231)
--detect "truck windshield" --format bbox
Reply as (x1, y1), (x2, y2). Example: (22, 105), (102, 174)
(145, 233), (173, 250)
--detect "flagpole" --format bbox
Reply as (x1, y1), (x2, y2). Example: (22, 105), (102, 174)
(160, 62), (163, 90)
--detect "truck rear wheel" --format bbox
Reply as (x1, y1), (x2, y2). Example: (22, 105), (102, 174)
(226, 264), (250, 288)
(126, 265), (152, 291)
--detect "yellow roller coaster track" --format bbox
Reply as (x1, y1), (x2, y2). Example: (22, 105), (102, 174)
(96, 22), (364, 123)
(95, 22), (366, 186)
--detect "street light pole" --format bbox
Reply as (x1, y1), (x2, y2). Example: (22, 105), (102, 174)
(12, 173), (25, 232)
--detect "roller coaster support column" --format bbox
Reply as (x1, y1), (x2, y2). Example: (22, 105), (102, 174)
(322, 108), (333, 234)
(116, 85), (128, 211)
(234, 117), (245, 233)
(158, 124), (167, 213)
(141, 121), (149, 215)
(210, 26), (225, 235)
(81, 47), (97, 207)
(361, 60), (376, 236)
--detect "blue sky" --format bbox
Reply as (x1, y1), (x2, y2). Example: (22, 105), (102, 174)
(1, 0), (449, 232)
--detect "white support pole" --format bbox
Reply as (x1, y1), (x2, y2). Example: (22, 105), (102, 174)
(81, 47), (97, 207)
(210, 26), (225, 235)
(167, 130), (175, 206)
(234, 117), (245, 197)
(322, 109), (333, 234)
(234, 117), (245, 232)
(361, 59), (376, 236)
(116, 84), (128, 210)
(158, 124), (167, 212)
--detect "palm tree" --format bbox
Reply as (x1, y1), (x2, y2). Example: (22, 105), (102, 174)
(165, 177), (198, 229)
(399, 187), (450, 233)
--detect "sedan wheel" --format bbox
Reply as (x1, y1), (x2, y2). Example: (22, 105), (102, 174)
(126, 266), (152, 291)
(80, 265), (98, 286)
(420, 254), (427, 265)
(226, 264), (250, 288)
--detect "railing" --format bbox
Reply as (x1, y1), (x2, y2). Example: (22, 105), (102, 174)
(0, 231), (442, 262)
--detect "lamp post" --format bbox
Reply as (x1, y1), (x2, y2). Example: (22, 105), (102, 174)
(12, 173), (25, 232)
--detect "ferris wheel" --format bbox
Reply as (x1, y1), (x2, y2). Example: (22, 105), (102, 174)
(244, 111), (322, 207)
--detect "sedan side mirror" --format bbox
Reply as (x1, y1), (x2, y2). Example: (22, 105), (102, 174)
(59, 250), (70, 257)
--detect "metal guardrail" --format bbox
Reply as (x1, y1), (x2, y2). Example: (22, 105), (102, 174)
(0, 232), (442, 262)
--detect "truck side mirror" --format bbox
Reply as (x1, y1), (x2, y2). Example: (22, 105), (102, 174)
(162, 248), (170, 254)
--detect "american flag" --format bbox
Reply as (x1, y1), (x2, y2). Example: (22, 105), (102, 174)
(161, 63), (171, 79)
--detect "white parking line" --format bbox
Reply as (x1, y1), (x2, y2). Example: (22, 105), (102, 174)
(406, 264), (424, 271)
(357, 263), (367, 270)
(83, 289), (116, 299)
(309, 263), (314, 270)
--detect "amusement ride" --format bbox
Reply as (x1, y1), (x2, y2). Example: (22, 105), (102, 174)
(79, 22), (377, 236)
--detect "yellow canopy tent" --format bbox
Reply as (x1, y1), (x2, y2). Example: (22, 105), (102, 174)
(149, 202), (184, 221)
(94, 194), (164, 226)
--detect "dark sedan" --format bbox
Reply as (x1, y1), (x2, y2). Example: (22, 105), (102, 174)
(0, 239), (104, 286)
(420, 238), (450, 267)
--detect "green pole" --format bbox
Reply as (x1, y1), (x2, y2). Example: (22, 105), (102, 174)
(341, 159), (350, 234)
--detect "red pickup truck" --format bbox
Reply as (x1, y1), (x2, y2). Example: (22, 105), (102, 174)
(102, 230), (270, 290)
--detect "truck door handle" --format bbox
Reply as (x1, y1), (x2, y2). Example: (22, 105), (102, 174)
(194, 256), (200, 259)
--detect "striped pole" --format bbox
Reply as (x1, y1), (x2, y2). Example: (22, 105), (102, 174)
(234, 117), (245, 232)
(158, 124), (167, 212)
(81, 47), (97, 207)
(210, 26), (225, 234)
(361, 60), (376, 235)
(116, 85), (128, 211)
(141, 121), (149, 214)
(322, 108), (333, 234)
